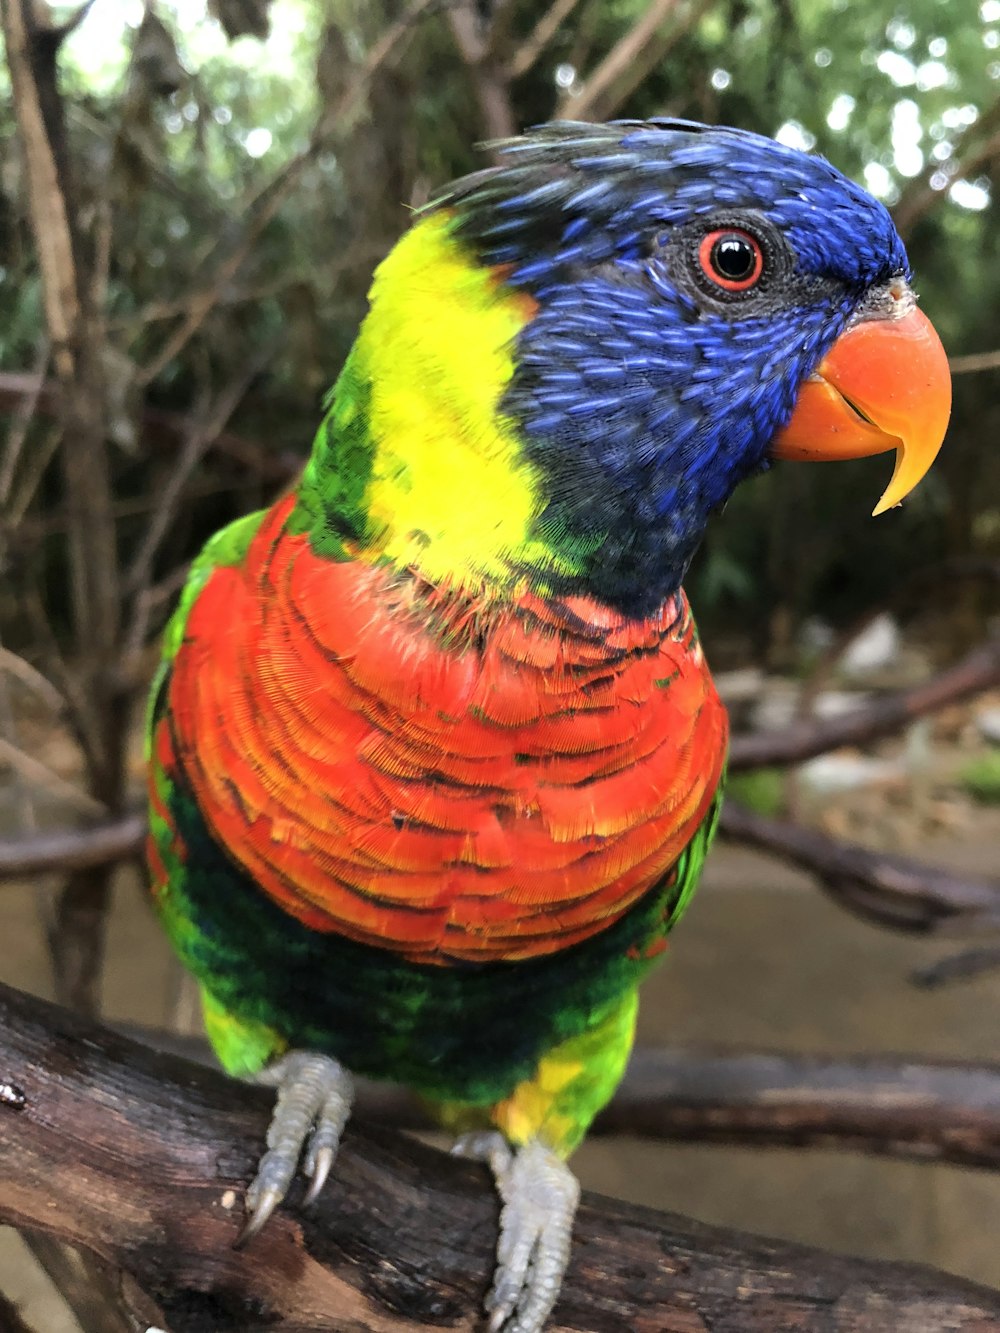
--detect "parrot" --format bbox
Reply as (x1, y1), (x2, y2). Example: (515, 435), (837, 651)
(146, 119), (951, 1333)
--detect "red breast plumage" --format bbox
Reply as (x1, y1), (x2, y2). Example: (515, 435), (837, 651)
(163, 495), (727, 964)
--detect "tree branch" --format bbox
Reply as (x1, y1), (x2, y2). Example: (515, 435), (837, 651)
(3, 980), (1000, 1331)
(120, 1026), (1000, 1174)
(139, 0), (438, 386)
(727, 637), (1000, 772)
(0, 1288), (40, 1333)
(556, 0), (683, 120)
(595, 1047), (1000, 1169)
(893, 94), (1000, 238)
(719, 801), (1000, 933)
(0, 813), (146, 880)
(506, 0), (586, 81)
(3, 0), (123, 794)
(948, 349), (1000, 375)
(447, 0), (518, 141)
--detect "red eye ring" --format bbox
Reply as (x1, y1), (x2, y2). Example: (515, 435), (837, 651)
(698, 228), (764, 292)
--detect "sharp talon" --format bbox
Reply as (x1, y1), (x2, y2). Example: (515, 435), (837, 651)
(234, 1185), (282, 1249)
(303, 1144), (334, 1206)
(240, 1052), (354, 1244)
(474, 1136), (579, 1333)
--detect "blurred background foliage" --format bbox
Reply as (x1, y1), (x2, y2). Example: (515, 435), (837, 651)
(2, 0), (999, 671)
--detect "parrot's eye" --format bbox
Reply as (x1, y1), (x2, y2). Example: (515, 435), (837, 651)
(698, 229), (764, 293)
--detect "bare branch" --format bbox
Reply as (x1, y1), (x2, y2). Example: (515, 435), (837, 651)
(596, 1047), (1000, 1169)
(139, 0), (439, 386)
(4, 980), (1000, 1331)
(0, 813), (146, 881)
(120, 1024), (1000, 1174)
(0, 339), (49, 507)
(728, 638), (1000, 772)
(556, 0), (682, 120)
(912, 947), (1000, 989)
(17, 1232), (136, 1333)
(718, 801), (1000, 934)
(561, 0), (712, 121)
(1, 6), (80, 375)
(949, 349), (1000, 375)
(447, 0), (518, 141)
(0, 372), (298, 486)
(3, 0), (124, 811)
(893, 95), (1000, 237)
(0, 1288), (41, 1333)
(482, 0), (522, 61)
(506, 0), (585, 80)
(124, 343), (275, 599)
(0, 737), (101, 815)
(0, 648), (65, 715)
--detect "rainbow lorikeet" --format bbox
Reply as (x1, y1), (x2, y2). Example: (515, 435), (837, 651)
(147, 120), (950, 1332)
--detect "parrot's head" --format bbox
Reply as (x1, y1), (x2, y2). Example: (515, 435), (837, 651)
(305, 119), (950, 617)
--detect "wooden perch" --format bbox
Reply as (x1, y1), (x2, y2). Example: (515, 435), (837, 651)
(3, 981), (1000, 1331)
(118, 1024), (1000, 1171)
(596, 1047), (1000, 1169)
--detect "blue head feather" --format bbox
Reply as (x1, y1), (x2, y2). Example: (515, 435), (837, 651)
(433, 120), (911, 616)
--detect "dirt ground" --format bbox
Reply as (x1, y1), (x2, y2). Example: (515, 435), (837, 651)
(3, 831), (1000, 1330)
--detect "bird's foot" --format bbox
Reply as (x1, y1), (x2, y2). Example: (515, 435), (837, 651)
(452, 1131), (579, 1333)
(237, 1050), (354, 1245)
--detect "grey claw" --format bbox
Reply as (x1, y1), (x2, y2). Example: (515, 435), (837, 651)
(233, 1185), (283, 1249)
(456, 1133), (579, 1333)
(238, 1051), (354, 1244)
(303, 1144), (335, 1206)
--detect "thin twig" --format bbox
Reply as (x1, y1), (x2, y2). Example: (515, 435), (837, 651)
(139, 0), (439, 386)
(4, 423), (62, 528)
(912, 947), (1000, 989)
(0, 736), (103, 816)
(894, 94), (1000, 236)
(556, 0), (682, 119)
(507, 0), (585, 79)
(949, 348), (1000, 375)
(0, 1288), (41, 1333)
(0, 647), (65, 714)
(448, 0), (518, 141)
(121, 562), (191, 680)
(0, 812), (146, 879)
(0, 339), (49, 507)
(124, 343), (274, 598)
(718, 800), (1000, 934)
(0, 370), (298, 485)
(483, 0), (522, 61)
(565, 0), (712, 121)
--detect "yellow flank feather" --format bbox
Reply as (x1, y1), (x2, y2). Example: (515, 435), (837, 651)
(358, 212), (570, 589)
(491, 991), (639, 1155)
(200, 985), (286, 1077)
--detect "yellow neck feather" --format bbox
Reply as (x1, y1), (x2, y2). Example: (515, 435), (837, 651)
(353, 213), (563, 590)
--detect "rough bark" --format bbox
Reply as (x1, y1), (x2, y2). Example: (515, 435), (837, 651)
(109, 1025), (1000, 1171)
(2, 981), (1000, 1332)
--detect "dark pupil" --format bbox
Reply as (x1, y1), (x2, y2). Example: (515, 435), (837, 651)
(712, 234), (755, 281)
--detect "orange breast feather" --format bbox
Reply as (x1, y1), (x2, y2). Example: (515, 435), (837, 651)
(167, 498), (728, 963)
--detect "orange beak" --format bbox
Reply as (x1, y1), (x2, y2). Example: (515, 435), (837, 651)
(771, 297), (951, 515)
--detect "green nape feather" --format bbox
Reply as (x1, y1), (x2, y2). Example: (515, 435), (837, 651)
(289, 211), (579, 591)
